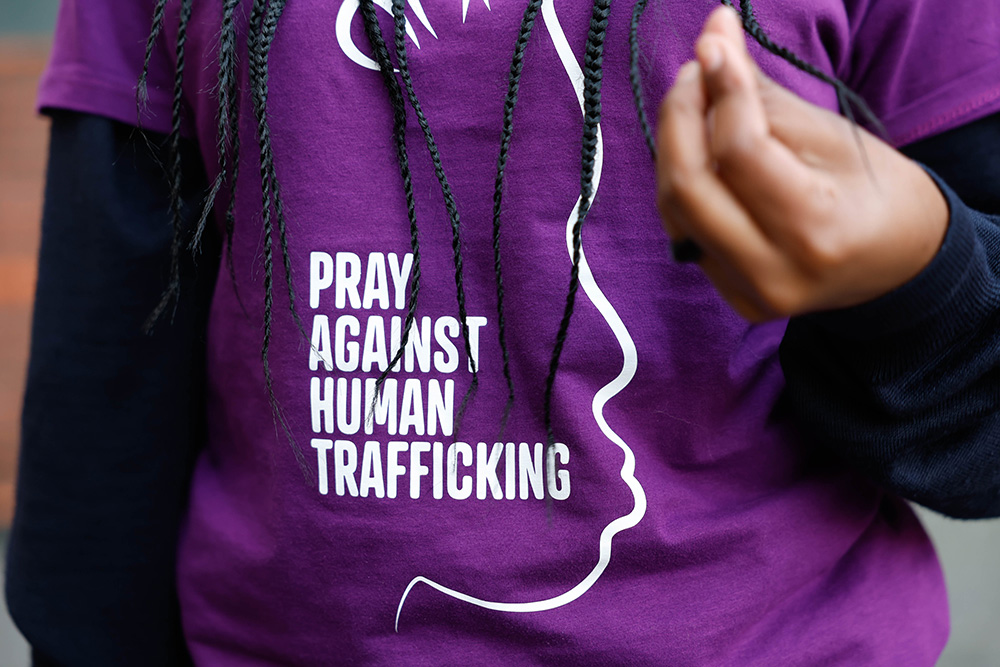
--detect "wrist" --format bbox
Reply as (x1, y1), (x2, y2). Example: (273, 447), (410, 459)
(793, 167), (982, 340)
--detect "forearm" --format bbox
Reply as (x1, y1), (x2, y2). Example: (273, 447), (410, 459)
(6, 111), (215, 665)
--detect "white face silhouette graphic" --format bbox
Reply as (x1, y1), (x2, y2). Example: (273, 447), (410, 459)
(333, 0), (647, 631)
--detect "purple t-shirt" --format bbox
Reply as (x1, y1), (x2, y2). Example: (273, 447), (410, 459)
(40, 1), (1000, 664)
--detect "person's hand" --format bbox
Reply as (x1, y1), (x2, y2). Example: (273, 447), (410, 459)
(656, 6), (949, 322)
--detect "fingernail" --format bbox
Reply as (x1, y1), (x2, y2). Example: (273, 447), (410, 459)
(722, 6), (742, 27)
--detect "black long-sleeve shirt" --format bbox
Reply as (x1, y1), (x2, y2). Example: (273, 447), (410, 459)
(781, 113), (1000, 519)
(7, 112), (211, 667)
(6, 110), (1000, 665)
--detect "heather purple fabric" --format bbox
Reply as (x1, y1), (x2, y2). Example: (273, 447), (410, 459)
(39, 1), (1000, 664)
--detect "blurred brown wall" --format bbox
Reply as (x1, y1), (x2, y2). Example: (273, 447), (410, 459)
(0, 38), (48, 528)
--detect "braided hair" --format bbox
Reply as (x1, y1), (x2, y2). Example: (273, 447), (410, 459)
(387, 0), (481, 429)
(357, 0), (424, 429)
(542, 0), (611, 459)
(492, 0), (546, 436)
(141, 0), (878, 469)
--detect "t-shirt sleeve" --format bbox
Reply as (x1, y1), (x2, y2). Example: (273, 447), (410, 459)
(38, 0), (177, 134)
(840, 0), (1000, 146)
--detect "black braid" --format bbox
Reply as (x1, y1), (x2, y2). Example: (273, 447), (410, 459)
(144, 0), (193, 331)
(390, 0), (479, 429)
(629, 0), (656, 159)
(190, 0), (241, 255)
(247, 0), (276, 433)
(726, 0), (884, 137)
(137, 0), (170, 109)
(358, 0), (424, 422)
(252, 0), (307, 342)
(223, 9), (247, 316)
(271, 148), (306, 338)
(491, 0), (544, 436)
(543, 0), (611, 456)
(248, 0), (308, 467)
(626, 0), (885, 163)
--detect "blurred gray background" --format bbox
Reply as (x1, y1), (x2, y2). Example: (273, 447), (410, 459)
(0, 2), (58, 35)
(1, 2), (998, 666)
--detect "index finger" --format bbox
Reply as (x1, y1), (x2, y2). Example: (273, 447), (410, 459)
(656, 60), (778, 278)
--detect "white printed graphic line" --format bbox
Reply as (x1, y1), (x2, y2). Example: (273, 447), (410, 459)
(395, 0), (646, 631)
(336, 0), (423, 72)
(408, 0), (438, 38)
(338, 0), (497, 70)
(462, 0), (492, 23)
